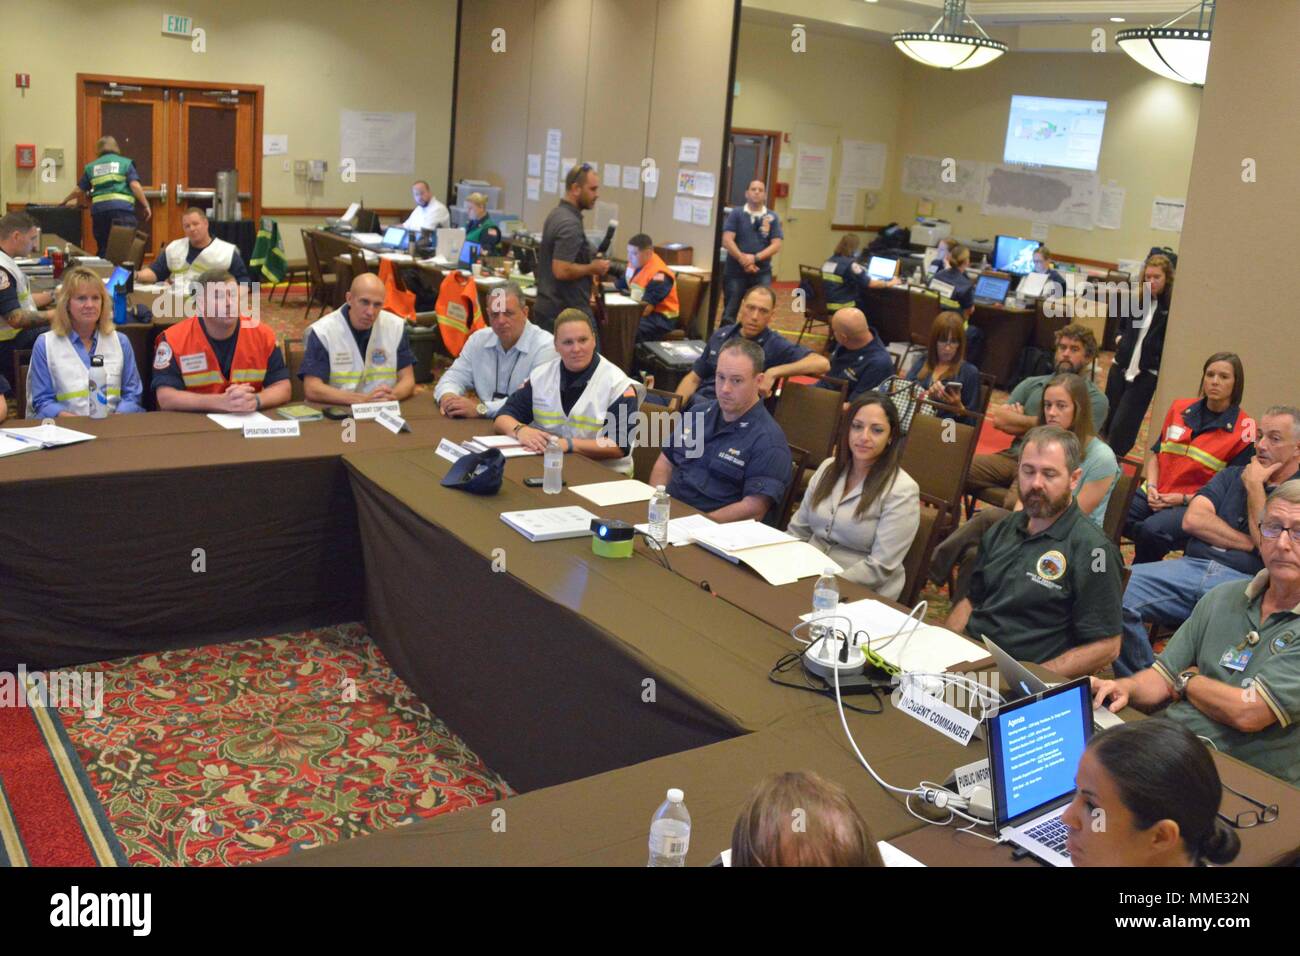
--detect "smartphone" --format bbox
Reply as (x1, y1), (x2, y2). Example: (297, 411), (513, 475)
(943, 381), (963, 396)
(523, 477), (565, 488)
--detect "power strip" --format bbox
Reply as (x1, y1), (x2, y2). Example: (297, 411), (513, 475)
(801, 635), (867, 681)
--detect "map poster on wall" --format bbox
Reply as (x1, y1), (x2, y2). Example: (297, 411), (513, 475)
(981, 164), (1099, 231)
(900, 154), (986, 204)
(340, 110), (416, 175)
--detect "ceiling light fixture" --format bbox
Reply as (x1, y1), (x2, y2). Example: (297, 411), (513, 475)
(1116, 0), (1214, 86)
(892, 0), (1007, 71)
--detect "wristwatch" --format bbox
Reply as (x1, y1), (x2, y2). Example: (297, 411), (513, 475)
(1173, 669), (1197, 700)
(566, 437), (575, 453)
(475, 402), (488, 417)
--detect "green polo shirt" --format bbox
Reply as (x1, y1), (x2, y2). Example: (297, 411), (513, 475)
(966, 502), (1123, 665)
(1154, 571), (1300, 784)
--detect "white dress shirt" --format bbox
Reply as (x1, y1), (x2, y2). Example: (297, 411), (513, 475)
(403, 197), (451, 232)
(1123, 298), (1157, 382)
(433, 321), (558, 416)
(788, 460), (921, 600)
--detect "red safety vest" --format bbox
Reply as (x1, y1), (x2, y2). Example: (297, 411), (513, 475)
(434, 271), (485, 357)
(629, 253), (679, 321)
(157, 316), (278, 394)
(1152, 397), (1251, 495)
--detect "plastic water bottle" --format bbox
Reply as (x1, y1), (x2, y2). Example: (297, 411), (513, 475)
(648, 485), (671, 546)
(88, 355), (109, 419)
(543, 437), (564, 494)
(809, 568), (840, 643)
(647, 788), (691, 867)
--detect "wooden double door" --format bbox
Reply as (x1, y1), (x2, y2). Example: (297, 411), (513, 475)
(78, 74), (262, 256)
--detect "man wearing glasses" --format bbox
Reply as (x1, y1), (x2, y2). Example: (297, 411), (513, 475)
(1115, 406), (1300, 675)
(1093, 478), (1300, 786)
(534, 164), (610, 333)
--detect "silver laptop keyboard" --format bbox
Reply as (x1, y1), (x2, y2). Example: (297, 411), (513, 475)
(1024, 817), (1069, 851)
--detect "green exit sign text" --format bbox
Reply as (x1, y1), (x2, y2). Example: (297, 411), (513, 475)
(162, 14), (192, 37)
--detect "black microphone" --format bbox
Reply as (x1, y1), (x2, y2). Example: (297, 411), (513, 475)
(595, 219), (618, 256)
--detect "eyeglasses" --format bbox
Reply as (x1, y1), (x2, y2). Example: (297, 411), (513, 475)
(1217, 780), (1279, 829)
(1259, 521), (1300, 544)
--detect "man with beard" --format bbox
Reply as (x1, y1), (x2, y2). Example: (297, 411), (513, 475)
(965, 324), (1107, 505)
(1116, 406), (1300, 676)
(945, 425), (1123, 678)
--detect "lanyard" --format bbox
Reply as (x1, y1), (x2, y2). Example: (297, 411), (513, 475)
(493, 347), (522, 399)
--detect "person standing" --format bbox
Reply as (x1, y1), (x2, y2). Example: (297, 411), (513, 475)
(1101, 253), (1175, 456)
(60, 136), (151, 256)
(720, 180), (783, 325)
(534, 164), (609, 333)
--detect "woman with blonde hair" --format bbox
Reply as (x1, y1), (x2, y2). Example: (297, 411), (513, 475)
(1101, 252), (1176, 455)
(731, 771), (883, 867)
(464, 191), (501, 257)
(27, 266), (144, 418)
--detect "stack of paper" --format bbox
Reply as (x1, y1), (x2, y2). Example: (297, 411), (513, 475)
(570, 480), (657, 507)
(633, 513), (717, 547)
(207, 412), (273, 430)
(690, 520), (842, 587)
(465, 434), (537, 458)
(500, 506), (598, 542)
(0, 423), (97, 450)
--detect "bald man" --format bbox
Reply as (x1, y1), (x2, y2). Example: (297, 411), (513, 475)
(823, 308), (894, 401)
(720, 179), (783, 325)
(300, 273), (417, 405)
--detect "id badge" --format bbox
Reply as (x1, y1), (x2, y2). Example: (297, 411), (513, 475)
(1220, 647), (1253, 672)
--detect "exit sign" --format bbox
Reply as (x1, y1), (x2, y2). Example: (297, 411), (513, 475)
(162, 14), (192, 37)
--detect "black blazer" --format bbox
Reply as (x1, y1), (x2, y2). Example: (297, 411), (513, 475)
(1114, 293), (1170, 376)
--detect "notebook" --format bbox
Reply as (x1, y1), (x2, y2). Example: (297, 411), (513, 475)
(277, 404), (324, 422)
(500, 506), (599, 542)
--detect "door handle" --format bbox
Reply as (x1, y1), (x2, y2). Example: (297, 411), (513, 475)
(142, 184), (167, 202)
(176, 183), (216, 203)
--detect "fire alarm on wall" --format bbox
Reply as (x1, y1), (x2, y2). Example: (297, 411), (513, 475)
(16, 144), (36, 168)
(15, 73), (30, 89)
(773, 182), (789, 199)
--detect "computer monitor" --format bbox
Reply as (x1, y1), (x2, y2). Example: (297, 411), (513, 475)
(993, 235), (1040, 275)
(867, 256), (897, 282)
(458, 240), (483, 267)
(974, 274), (1011, 303)
(105, 265), (133, 294)
(381, 226), (408, 248)
(986, 679), (1092, 831)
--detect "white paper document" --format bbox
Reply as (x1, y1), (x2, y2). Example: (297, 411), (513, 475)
(800, 598), (987, 673)
(1151, 196), (1186, 232)
(570, 480), (658, 507)
(691, 520), (841, 587)
(527, 153), (541, 177)
(672, 196), (693, 223)
(633, 513), (718, 547)
(207, 412), (273, 430)
(526, 178), (541, 201)
(678, 137), (701, 163)
(501, 506), (598, 542)
(0, 423), (97, 447)
(621, 165), (641, 190)
(603, 163), (621, 187)
(465, 435), (538, 458)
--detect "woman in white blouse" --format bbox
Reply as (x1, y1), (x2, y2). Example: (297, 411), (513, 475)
(788, 394), (921, 599)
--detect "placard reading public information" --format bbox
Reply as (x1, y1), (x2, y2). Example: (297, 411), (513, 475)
(351, 401), (402, 421)
(243, 421), (301, 439)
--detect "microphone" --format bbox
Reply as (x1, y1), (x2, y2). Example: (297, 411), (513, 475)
(595, 219), (618, 256)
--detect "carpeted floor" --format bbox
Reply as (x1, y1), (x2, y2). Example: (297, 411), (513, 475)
(2, 623), (510, 867)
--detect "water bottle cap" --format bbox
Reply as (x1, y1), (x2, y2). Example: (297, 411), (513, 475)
(824, 567), (837, 576)
(666, 788), (684, 803)
(655, 485), (666, 493)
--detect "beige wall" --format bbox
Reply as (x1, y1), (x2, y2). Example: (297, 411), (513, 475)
(1151, 0), (1300, 419)
(0, 0), (457, 259)
(734, 18), (1202, 278)
(453, 0), (735, 258)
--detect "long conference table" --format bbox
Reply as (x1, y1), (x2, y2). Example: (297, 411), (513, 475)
(2, 405), (1296, 866)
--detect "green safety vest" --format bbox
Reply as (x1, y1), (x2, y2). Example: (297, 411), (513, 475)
(83, 153), (134, 206)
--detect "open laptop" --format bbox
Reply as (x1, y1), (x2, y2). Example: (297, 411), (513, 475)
(986, 677), (1092, 867)
(982, 636), (1124, 731)
(867, 255), (897, 282)
(458, 239), (483, 268)
(972, 274), (1011, 306)
(380, 226), (409, 250)
(1017, 271), (1049, 299)
(436, 227), (466, 262)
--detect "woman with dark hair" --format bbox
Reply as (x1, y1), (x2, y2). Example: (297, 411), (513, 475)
(905, 310), (982, 424)
(1101, 253), (1176, 456)
(1126, 351), (1253, 564)
(1062, 720), (1240, 867)
(731, 771), (883, 867)
(788, 393), (920, 599)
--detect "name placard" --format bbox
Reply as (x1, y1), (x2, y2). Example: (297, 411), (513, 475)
(243, 420), (301, 439)
(435, 438), (470, 463)
(352, 401), (402, 421)
(951, 757), (991, 798)
(375, 409), (408, 435)
(894, 683), (979, 747)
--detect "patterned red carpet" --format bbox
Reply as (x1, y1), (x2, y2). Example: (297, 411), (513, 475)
(2, 623), (510, 867)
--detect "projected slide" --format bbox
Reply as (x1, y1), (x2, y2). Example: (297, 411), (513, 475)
(1003, 95), (1108, 172)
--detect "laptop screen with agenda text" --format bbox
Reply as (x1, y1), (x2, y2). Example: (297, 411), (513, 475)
(986, 678), (1092, 831)
(974, 274), (1010, 303)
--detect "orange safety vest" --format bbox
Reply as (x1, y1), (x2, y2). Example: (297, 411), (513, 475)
(1151, 397), (1252, 495)
(157, 315), (278, 393)
(630, 253), (679, 321)
(434, 270), (485, 357)
(379, 257), (416, 321)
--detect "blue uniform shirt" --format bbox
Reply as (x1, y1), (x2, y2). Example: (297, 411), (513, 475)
(148, 244), (251, 283)
(1186, 465), (1300, 575)
(821, 254), (868, 308)
(29, 330), (146, 417)
(298, 307), (416, 382)
(825, 337), (894, 400)
(78, 162), (140, 215)
(930, 267), (974, 313)
(690, 324), (811, 403)
(665, 398), (791, 514)
(722, 206), (782, 278)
